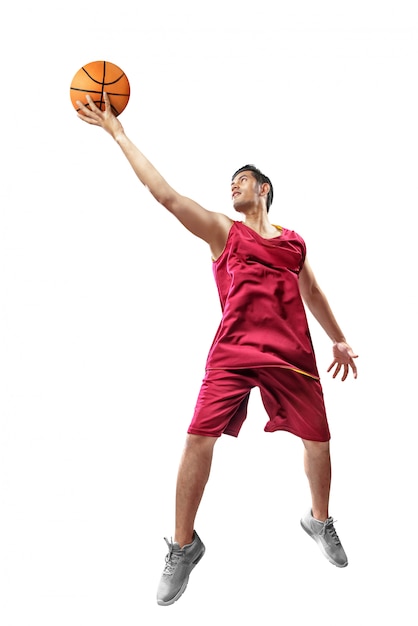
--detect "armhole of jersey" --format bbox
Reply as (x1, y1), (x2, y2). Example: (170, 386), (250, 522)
(212, 220), (236, 263)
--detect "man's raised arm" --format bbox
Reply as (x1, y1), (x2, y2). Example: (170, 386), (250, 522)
(76, 93), (231, 257)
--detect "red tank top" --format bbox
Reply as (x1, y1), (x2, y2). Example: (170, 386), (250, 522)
(205, 221), (319, 379)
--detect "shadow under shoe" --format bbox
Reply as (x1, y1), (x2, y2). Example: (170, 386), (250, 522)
(157, 530), (206, 606)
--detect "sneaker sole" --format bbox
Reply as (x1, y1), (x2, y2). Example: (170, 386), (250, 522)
(300, 520), (348, 568)
(157, 546), (206, 606)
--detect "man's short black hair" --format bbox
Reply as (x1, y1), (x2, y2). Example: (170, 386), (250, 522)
(232, 164), (274, 212)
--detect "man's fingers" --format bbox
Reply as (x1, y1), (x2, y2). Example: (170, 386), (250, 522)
(328, 350), (358, 381)
(348, 348), (359, 358)
(76, 96), (104, 125)
(76, 99), (90, 112)
(332, 363), (341, 379)
(76, 95), (101, 115)
(327, 360), (336, 373)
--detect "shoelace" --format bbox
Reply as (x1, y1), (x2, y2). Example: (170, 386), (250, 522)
(320, 517), (341, 545)
(162, 538), (183, 576)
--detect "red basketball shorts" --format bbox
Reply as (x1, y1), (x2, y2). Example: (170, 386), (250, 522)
(188, 367), (330, 442)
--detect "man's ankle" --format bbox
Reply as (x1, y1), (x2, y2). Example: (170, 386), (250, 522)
(174, 532), (195, 548)
(311, 508), (329, 522)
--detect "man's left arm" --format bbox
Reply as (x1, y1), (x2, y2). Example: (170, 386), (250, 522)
(299, 258), (358, 381)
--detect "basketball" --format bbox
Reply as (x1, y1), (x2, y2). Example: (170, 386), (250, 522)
(70, 60), (130, 116)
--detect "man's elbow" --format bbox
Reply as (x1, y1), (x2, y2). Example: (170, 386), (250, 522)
(301, 283), (322, 307)
(150, 188), (179, 213)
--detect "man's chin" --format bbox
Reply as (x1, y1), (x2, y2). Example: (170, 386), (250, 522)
(232, 202), (244, 214)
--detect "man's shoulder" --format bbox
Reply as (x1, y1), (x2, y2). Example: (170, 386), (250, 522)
(280, 226), (305, 240)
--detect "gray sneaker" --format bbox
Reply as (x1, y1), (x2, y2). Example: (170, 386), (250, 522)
(300, 510), (348, 568)
(157, 531), (205, 606)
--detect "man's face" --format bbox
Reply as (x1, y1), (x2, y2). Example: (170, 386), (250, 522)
(231, 171), (260, 213)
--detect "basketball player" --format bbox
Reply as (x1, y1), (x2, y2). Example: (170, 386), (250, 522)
(76, 93), (358, 606)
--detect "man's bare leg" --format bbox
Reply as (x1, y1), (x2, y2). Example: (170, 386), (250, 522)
(174, 434), (218, 547)
(300, 438), (348, 567)
(302, 439), (331, 521)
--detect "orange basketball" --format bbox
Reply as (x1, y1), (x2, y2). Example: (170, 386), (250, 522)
(70, 60), (130, 116)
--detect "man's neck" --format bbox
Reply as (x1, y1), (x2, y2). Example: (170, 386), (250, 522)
(243, 212), (276, 238)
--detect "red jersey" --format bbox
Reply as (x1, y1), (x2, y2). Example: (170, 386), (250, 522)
(205, 221), (320, 379)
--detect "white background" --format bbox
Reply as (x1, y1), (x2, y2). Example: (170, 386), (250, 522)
(1, 1), (417, 624)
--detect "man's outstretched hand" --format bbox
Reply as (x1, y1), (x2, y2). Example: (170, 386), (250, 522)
(76, 92), (124, 140)
(328, 342), (358, 381)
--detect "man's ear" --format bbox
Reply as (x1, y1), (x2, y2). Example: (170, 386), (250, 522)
(260, 182), (271, 198)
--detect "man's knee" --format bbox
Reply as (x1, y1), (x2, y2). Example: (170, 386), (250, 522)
(184, 433), (218, 453)
(302, 439), (330, 456)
